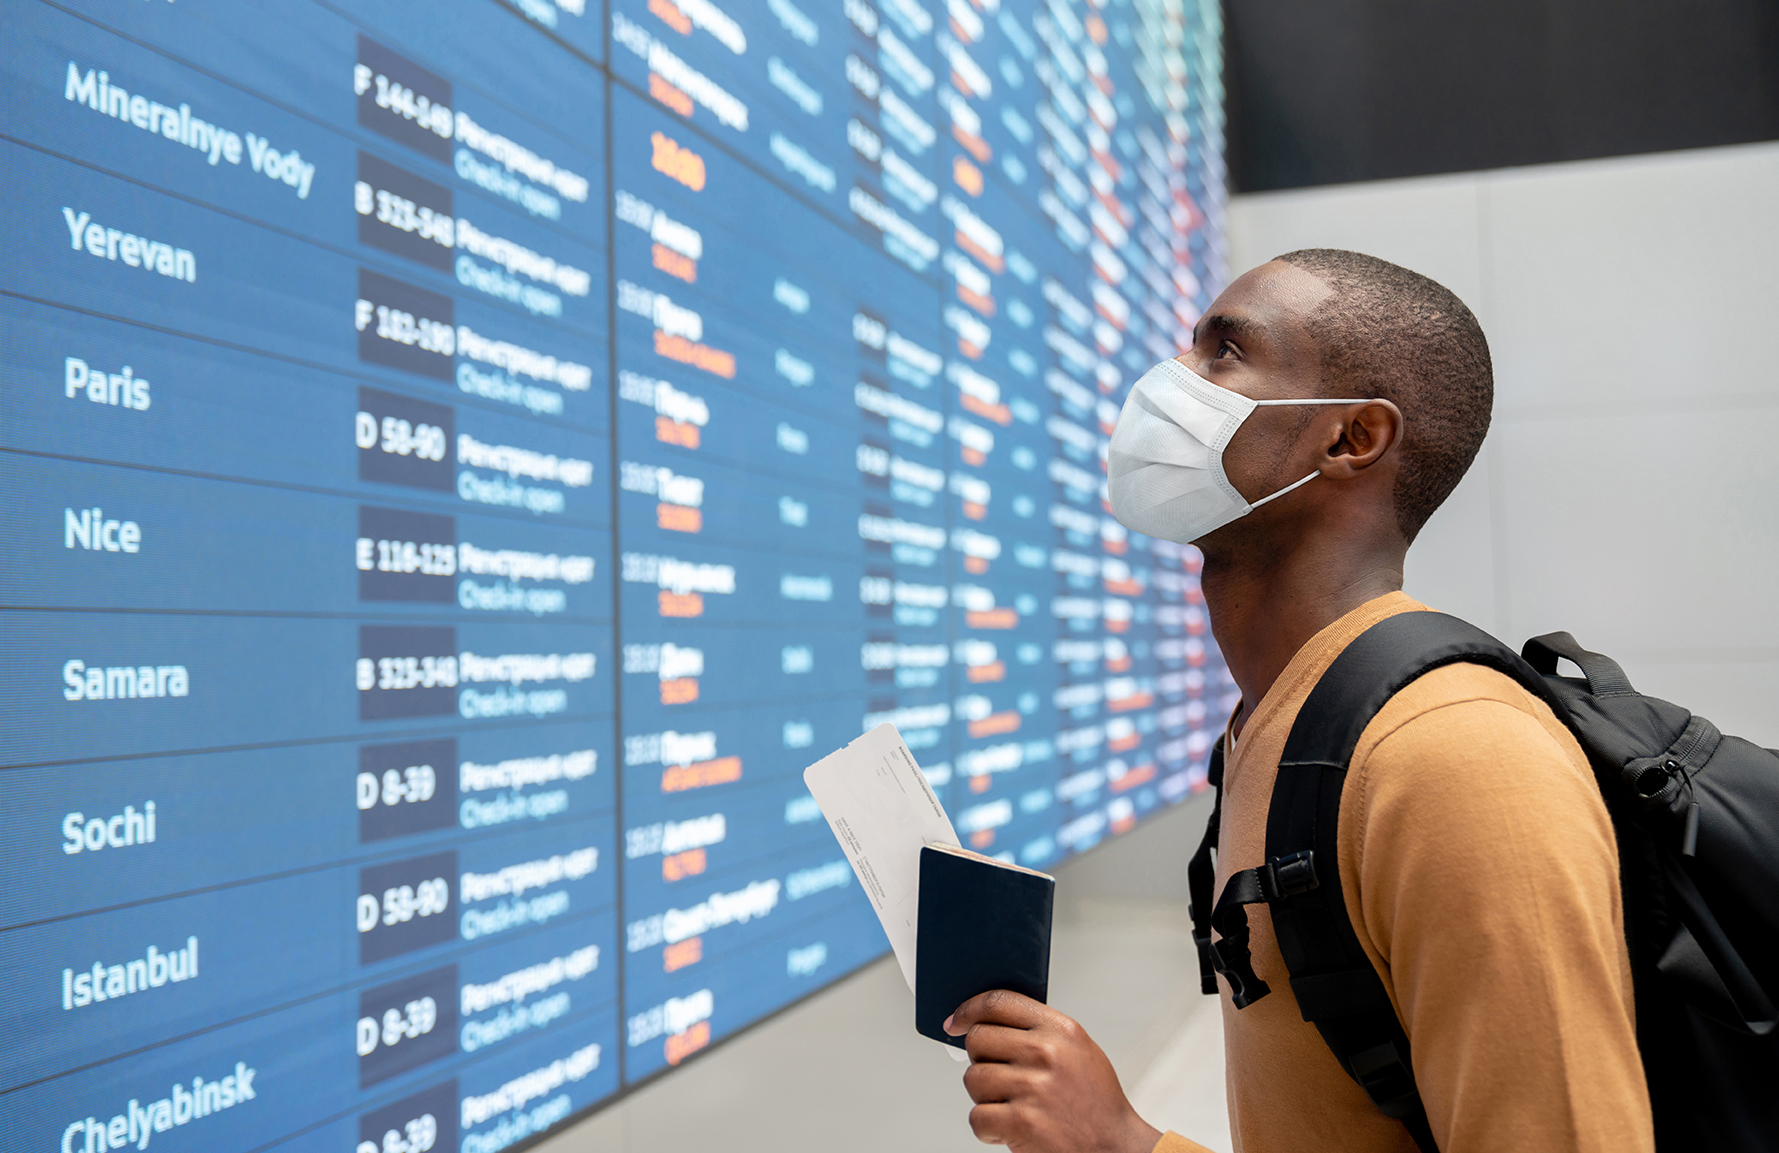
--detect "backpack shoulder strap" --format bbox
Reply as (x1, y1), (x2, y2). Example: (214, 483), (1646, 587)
(1206, 611), (1561, 1153)
(1188, 736), (1226, 995)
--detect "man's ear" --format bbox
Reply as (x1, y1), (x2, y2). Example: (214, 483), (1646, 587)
(1323, 399), (1403, 477)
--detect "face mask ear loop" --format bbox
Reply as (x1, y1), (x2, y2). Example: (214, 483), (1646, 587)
(1248, 469), (1321, 511)
(1239, 397), (1373, 510)
(1250, 398), (1374, 406)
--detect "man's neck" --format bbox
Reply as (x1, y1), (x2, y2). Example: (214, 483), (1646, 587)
(1202, 534), (1405, 739)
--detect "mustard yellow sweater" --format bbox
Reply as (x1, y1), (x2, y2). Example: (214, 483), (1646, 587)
(1156, 593), (1652, 1153)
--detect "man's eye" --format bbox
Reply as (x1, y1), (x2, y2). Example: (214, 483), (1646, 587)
(1214, 341), (1239, 360)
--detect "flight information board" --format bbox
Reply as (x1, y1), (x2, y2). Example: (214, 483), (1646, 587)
(0, 0), (1229, 1148)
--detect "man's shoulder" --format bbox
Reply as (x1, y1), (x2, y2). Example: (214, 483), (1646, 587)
(1346, 661), (1599, 824)
(1337, 660), (1620, 943)
(1366, 660), (1576, 754)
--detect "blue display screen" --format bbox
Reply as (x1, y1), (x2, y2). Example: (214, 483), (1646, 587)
(0, 0), (1230, 1148)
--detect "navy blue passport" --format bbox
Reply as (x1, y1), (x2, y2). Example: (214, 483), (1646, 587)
(915, 844), (1055, 1048)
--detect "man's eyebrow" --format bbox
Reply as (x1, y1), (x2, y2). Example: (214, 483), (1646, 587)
(1193, 312), (1268, 347)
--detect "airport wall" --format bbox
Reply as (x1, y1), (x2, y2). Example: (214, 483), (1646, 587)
(1228, 140), (1779, 748)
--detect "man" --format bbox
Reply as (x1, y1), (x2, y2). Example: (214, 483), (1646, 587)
(944, 251), (1656, 1152)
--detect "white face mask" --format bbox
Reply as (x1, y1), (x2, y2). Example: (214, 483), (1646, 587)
(1107, 358), (1369, 545)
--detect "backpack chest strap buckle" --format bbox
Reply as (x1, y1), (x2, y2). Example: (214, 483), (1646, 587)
(1208, 868), (1272, 1008)
(1206, 850), (1321, 1009)
(1265, 849), (1319, 898)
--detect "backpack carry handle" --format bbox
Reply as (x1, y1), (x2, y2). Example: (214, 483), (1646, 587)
(1521, 632), (1637, 697)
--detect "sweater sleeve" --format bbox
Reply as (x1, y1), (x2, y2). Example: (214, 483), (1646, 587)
(1345, 693), (1654, 1153)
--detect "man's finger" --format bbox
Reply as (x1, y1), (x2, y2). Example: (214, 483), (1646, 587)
(949, 988), (1052, 1034)
(961, 1058), (1035, 1104)
(962, 1022), (1038, 1065)
(967, 1102), (1023, 1146)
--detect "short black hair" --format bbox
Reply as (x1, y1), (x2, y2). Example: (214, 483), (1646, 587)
(1274, 248), (1492, 543)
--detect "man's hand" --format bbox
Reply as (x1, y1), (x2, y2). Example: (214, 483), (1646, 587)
(947, 989), (1162, 1153)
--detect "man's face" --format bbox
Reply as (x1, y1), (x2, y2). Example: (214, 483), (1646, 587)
(1176, 260), (1335, 546)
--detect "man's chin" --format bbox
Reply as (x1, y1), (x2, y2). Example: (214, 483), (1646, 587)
(1189, 521), (1241, 557)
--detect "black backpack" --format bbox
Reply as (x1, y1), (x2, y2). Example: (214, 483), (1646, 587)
(1186, 612), (1779, 1151)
